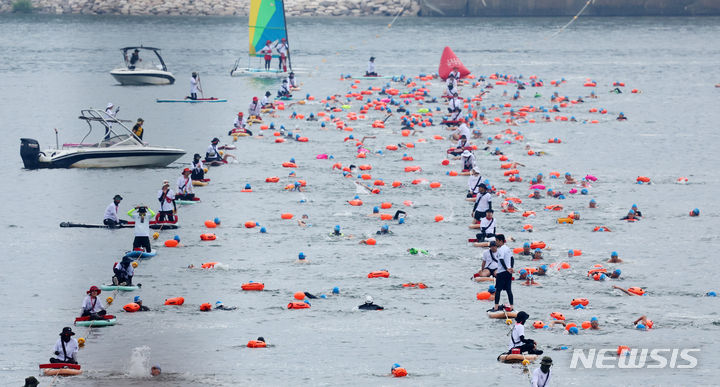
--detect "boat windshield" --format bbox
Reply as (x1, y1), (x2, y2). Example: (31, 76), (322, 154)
(74, 109), (145, 148)
(120, 46), (168, 71)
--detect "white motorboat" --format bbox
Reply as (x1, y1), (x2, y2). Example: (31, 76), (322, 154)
(110, 46), (175, 85)
(20, 109), (185, 169)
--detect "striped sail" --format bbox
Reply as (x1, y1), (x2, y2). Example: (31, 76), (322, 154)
(249, 0), (287, 58)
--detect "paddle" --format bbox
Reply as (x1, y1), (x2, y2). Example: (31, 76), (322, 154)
(197, 72), (204, 99)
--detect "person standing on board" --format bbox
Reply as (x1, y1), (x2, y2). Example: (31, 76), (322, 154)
(103, 194), (128, 227)
(260, 40), (273, 70)
(365, 57), (377, 76)
(189, 72), (201, 100)
(128, 205), (154, 252)
(275, 38), (289, 72)
(489, 234), (515, 312)
(157, 180), (176, 222)
(50, 327), (79, 364)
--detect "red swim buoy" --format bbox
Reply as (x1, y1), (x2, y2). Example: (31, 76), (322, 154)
(241, 282), (264, 291)
(123, 303), (140, 312)
(368, 270), (389, 278)
(164, 297), (185, 306)
(287, 302), (310, 309)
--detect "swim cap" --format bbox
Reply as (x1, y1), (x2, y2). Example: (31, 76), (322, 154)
(365, 295), (373, 304)
(173, 235), (180, 242)
(581, 189), (588, 195)
(523, 242), (530, 248)
(540, 265), (548, 271)
(216, 301), (223, 306)
(392, 363), (401, 370)
(536, 249), (542, 253)
(632, 204), (637, 208)
(569, 326), (579, 335)
(244, 184), (251, 189)
(488, 285), (496, 292)
(568, 250), (574, 255)
(636, 324), (646, 330)
(354, 195), (360, 199)
(334, 225), (340, 231)
(565, 172), (570, 176)
(134, 296), (141, 303)
(290, 157), (295, 163)
(590, 199), (596, 203)
(298, 252), (306, 260)
(519, 269), (527, 276)
(332, 287), (339, 294)
(611, 251), (618, 257)
(373, 206), (379, 213)
(693, 208), (700, 215)
(613, 269), (621, 275)
(707, 291), (717, 297)
(260, 227), (267, 233)
(398, 218), (405, 224)
(381, 224), (389, 231)
(590, 317), (598, 322)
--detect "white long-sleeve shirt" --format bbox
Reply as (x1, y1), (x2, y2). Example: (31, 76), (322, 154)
(531, 368), (551, 387)
(260, 95), (272, 107)
(468, 175), (483, 193)
(81, 295), (105, 314)
(249, 102), (261, 116)
(234, 115), (246, 129)
(192, 159), (204, 173)
(114, 260), (134, 277)
(103, 202), (119, 222)
(278, 83), (290, 95)
(190, 77), (199, 94)
(367, 61), (375, 74)
(449, 97), (462, 111)
(287, 76), (297, 88)
(508, 323), (525, 350)
(454, 123), (471, 139)
(206, 144), (220, 159)
(461, 153), (475, 170)
(177, 176), (193, 195)
(260, 44), (273, 56)
(157, 189), (175, 212)
(53, 338), (79, 362)
(448, 70), (461, 79)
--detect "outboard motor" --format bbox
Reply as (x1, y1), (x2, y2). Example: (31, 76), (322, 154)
(20, 138), (40, 169)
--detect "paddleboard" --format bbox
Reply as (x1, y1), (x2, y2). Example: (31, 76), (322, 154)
(176, 199), (199, 205)
(99, 284), (139, 291)
(60, 222), (132, 229)
(39, 363), (81, 370)
(156, 98), (227, 103)
(74, 316), (117, 327)
(497, 353), (538, 364)
(351, 75), (394, 80)
(125, 250), (156, 258)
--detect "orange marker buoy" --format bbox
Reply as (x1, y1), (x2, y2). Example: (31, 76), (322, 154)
(247, 340), (267, 348)
(204, 220), (217, 228)
(380, 214), (393, 220)
(348, 199), (363, 206)
(434, 215), (444, 222)
(164, 239), (179, 247)
(380, 202), (392, 209)
(294, 291), (305, 300)
(368, 270), (389, 278)
(550, 312), (565, 320)
(200, 303), (212, 311)
(244, 221), (257, 228)
(200, 233), (217, 241)
(392, 368), (408, 377)
(559, 262), (571, 269)
(477, 291), (492, 300)
(581, 321), (592, 329)
(571, 298), (589, 307)
(365, 238), (377, 245)
(241, 282), (265, 291)
(281, 213), (294, 219)
(392, 181), (402, 188)
(265, 176), (280, 183)
(429, 182), (441, 188)
(287, 302), (310, 309)
(123, 303), (140, 312)
(441, 159), (450, 166)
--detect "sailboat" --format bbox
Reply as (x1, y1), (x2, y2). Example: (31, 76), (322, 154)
(230, 0), (300, 77)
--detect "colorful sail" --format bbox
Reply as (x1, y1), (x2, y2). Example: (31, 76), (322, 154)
(248, 0), (288, 58)
(438, 46), (470, 80)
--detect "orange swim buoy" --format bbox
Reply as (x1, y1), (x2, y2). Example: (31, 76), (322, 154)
(287, 302), (310, 309)
(477, 291), (492, 300)
(200, 303), (212, 311)
(530, 241), (546, 249)
(381, 202), (392, 209)
(164, 297), (185, 306)
(281, 213), (294, 219)
(241, 282), (265, 291)
(618, 345), (631, 355)
(559, 262), (571, 269)
(386, 144), (399, 151)
(550, 312), (565, 320)
(361, 174), (372, 180)
(265, 176), (280, 183)
(545, 204), (563, 211)
(164, 239), (179, 247)
(282, 162), (297, 168)
(636, 176), (651, 183)
(297, 137), (309, 142)
(628, 287), (645, 296)
(358, 164), (372, 170)
(434, 215), (444, 222)
(571, 298), (589, 307)
(565, 322), (578, 331)
(581, 321), (592, 329)
(247, 340), (267, 348)
(429, 182), (442, 188)
(200, 233), (217, 241)
(123, 303), (140, 312)
(204, 220), (217, 228)
(512, 247), (524, 254)
(365, 238), (377, 245)
(294, 291), (305, 300)
(392, 367), (408, 377)
(404, 166), (421, 172)
(244, 221), (257, 228)
(348, 199), (363, 206)
(380, 214), (393, 220)
(368, 270), (389, 278)
(593, 226), (611, 232)
(522, 211), (536, 217)
(200, 262), (218, 269)
(392, 181), (402, 188)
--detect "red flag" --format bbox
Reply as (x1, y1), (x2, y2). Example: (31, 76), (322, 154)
(438, 46), (470, 80)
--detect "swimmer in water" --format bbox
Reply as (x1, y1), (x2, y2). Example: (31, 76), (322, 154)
(376, 224), (392, 235)
(630, 204), (642, 217)
(298, 214), (309, 227)
(621, 210), (639, 221)
(589, 199), (597, 208)
(331, 225), (343, 236)
(608, 251), (623, 263)
(589, 317), (600, 329)
(535, 264), (548, 275)
(617, 112), (627, 120)
(519, 243), (532, 256)
(151, 365), (161, 376)
(359, 295), (384, 310)
(633, 315), (654, 330)
(530, 190), (542, 199)
(564, 172), (577, 184)
(532, 249), (543, 261)
(535, 173), (544, 184)
(689, 208), (700, 217)
(608, 269), (621, 278)
(214, 301), (237, 311)
(613, 285), (644, 296)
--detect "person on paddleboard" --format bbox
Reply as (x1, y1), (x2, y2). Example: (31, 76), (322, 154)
(365, 57), (377, 77)
(260, 91), (274, 109)
(447, 92), (462, 121)
(176, 168), (195, 201)
(249, 97), (262, 119)
(50, 327), (78, 364)
(81, 286), (107, 320)
(205, 137), (235, 163)
(112, 255), (134, 286)
(448, 66), (461, 80)
(287, 71), (298, 88)
(260, 40), (273, 70)
(157, 181), (176, 222)
(189, 72), (201, 100)
(103, 194), (128, 227)
(508, 311), (543, 355)
(231, 112), (252, 136)
(191, 153), (205, 181)
(128, 205), (154, 252)
(277, 79), (292, 98)
(132, 118), (145, 140)
(275, 38), (289, 72)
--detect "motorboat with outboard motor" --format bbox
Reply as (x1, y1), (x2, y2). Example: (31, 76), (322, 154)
(110, 46), (175, 85)
(20, 109), (185, 169)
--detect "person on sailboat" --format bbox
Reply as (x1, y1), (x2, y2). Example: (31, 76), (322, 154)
(189, 72), (202, 100)
(365, 57), (377, 77)
(176, 168), (195, 201)
(287, 72), (298, 89)
(191, 153), (205, 181)
(260, 91), (274, 109)
(275, 38), (289, 72)
(128, 49), (141, 70)
(249, 97), (262, 120)
(260, 40), (273, 71)
(277, 79), (292, 98)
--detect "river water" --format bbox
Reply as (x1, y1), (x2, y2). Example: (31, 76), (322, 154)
(0, 14), (719, 386)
